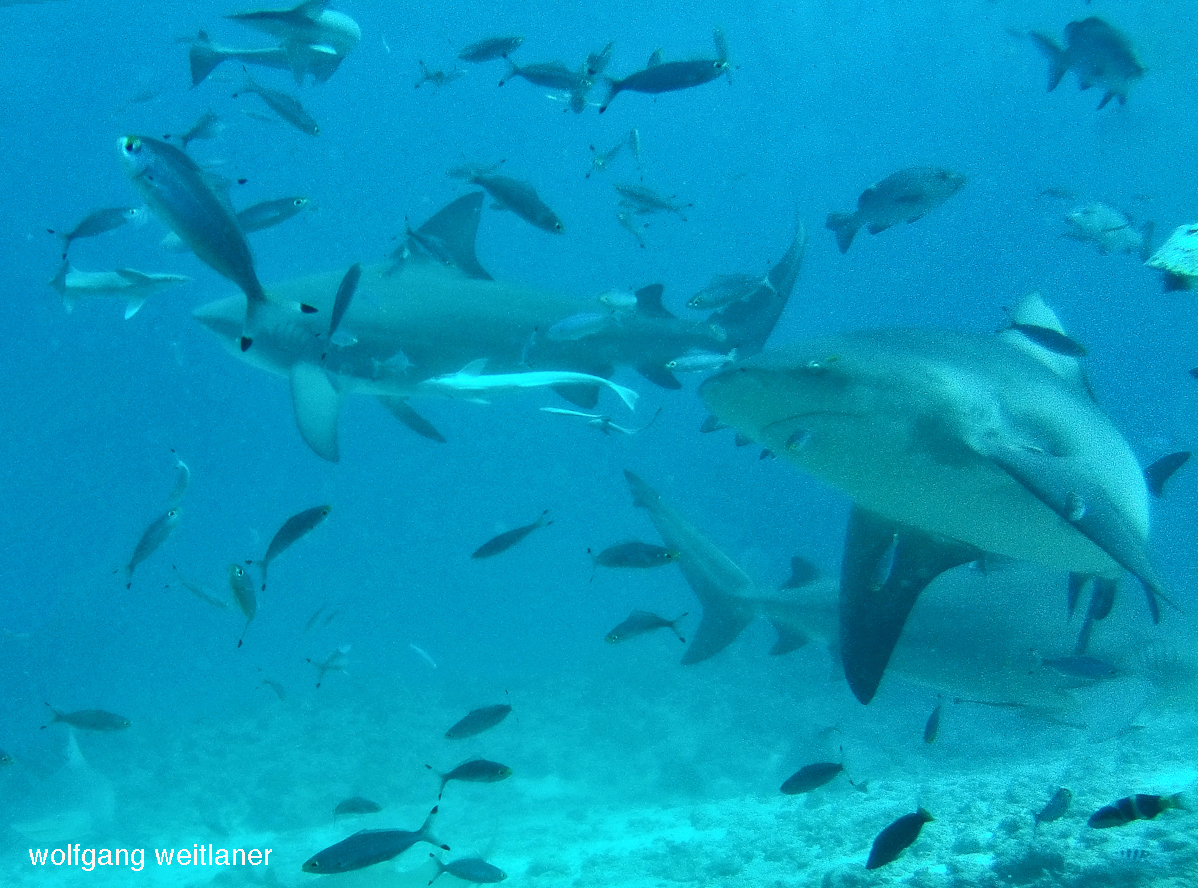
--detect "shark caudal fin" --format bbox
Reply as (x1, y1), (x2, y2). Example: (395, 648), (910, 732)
(710, 220), (805, 358)
(388, 192), (492, 281)
(623, 470), (757, 664)
(839, 506), (981, 704)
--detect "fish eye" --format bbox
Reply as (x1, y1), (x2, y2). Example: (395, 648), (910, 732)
(555, 222), (564, 231)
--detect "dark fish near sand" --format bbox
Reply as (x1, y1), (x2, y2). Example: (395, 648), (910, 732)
(449, 165), (565, 233)
(826, 167), (966, 253)
(428, 760), (512, 799)
(605, 610), (687, 644)
(1030, 17), (1144, 109)
(260, 505), (332, 588)
(471, 511), (552, 559)
(1034, 787), (1072, 827)
(42, 706), (131, 731)
(459, 36), (523, 63)
(125, 508), (181, 587)
(445, 704), (512, 739)
(117, 135), (266, 348)
(302, 806), (448, 873)
(599, 28), (729, 113)
(866, 809), (933, 869)
(334, 796), (382, 820)
(780, 762), (844, 795)
(229, 564), (257, 647)
(1088, 793), (1186, 828)
(235, 73), (320, 135)
(49, 206), (145, 257)
(592, 541), (679, 569)
(429, 855), (507, 885)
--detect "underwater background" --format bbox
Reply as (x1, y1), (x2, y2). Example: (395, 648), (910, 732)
(2, 0), (1197, 884)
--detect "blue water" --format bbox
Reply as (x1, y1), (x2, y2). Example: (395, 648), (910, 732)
(2, 0), (1197, 885)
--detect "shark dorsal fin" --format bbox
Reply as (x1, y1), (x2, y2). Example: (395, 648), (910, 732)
(999, 292), (1092, 396)
(402, 193), (493, 281)
(634, 284), (674, 318)
(457, 358), (488, 376)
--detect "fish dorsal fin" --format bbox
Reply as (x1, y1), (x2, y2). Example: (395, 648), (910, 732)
(457, 358), (488, 376)
(634, 283), (674, 318)
(998, 292), (1091, 394)
(403, 192), (492, 280)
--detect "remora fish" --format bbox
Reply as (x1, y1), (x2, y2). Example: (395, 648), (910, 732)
(699, 292), (1169, 703)
(118, 135), (267, 349)
(1063, 202), (1152, 259)
(234, 73), (320, 135)
(429, 856), (507, 885)
(1030, 17), (1144, 109)
(449, 165), (564, 233)
(472, 510), (552, 559)
(50, 262), (191, 318)
(826, 166), (966, 253)
(125, 508), (181, 587)
(302, 806), (448, 873)
(42, 706), (131, 731)
(192, 194), (804, 460)
(605, 610), (687, 644)
(599, 28), (730, 113)
(260, 504), (332, 588)
(459, 36), (524, 63)
(420, 359), (639, 412)
(445, 704), (512, 739)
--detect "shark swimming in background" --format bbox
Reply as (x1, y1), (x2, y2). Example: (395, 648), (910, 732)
(194, 192), (805, 461)
(622, 470), (1187, 714)
(699, 293), (1171, 704)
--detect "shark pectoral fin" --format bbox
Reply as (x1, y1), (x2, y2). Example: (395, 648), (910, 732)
(123, 297), (147, 319)
(290, 362), (341, 462)
(986, 442), (1169, 623)
(553, 383), (601, 410)
(637, 363), (682, 390)
(377, 396), (447, 443)
(681, 595), (755, 665)
(840, 507), (981, 704)
(766, 619), (809, 656)
(1074, 576), (1118, 656)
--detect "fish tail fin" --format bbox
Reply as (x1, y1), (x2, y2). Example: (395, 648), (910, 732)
(189, 33), (224, 87)
(598, 77), (619, 114)
(418, 805), (449, 850)
(1029, 32), (1068, 92)
(670, 612), (689, 643)
(497, 60), (516, 87)
(825, 212), (859, 254)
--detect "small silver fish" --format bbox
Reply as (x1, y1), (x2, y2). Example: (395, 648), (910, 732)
(125, 508), (181, 586)
(260, 504), (332, 589)
(687, 273), (769, 310)
(605, 609), (687, 643)
(615, 182), (692, 220)
(229, 563), (257, 647)
(449, 164), (565, 233)
(459, 35), (524, 63)
(309, 643), (351, 687)
(235, 73), (320, 135)
(48, 206), (146, 257)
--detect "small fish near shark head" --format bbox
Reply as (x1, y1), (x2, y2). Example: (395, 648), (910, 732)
(700, 292), (1168, 703)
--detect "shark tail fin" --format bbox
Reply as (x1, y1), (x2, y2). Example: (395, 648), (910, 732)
(598, 77), (620, 113)
(189, 32), (224, 87)
(711, 219), (806, 358)
(1029, 31), (1068, 92)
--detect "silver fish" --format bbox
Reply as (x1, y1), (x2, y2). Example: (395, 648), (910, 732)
(260, 504), (332, 588)
(449, 165), (565, 233)
(235, 73), (320, 135)
(161, 196), (312, 252)
(459, 35), (524, 63)
(229, 563), (257, 647)
(599, 29), (729, 113)
(125, 508), (181, 586)
(48, 206), (146, 257)
(615, 183), (692, 220)
(605, 609), (687, 643)
(687, 273), (769, 310)
(416, 60), (465, 89)
(117, 134), (266, 348)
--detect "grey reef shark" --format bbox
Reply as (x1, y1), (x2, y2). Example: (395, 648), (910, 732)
(698, 293), (1175, 704)
(622, 470), (1192, 715)
(194, 192), (805, 461)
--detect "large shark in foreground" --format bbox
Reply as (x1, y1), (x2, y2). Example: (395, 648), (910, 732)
(698, 295), (1170, 703)
(194, 193), (805, 460)
(624, 470), (1189, 713)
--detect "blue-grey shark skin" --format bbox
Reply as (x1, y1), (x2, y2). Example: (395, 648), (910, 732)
(623, 471), (1173, 711)
(699, 325), (1151, 582)
(194, 195), (805, 460)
